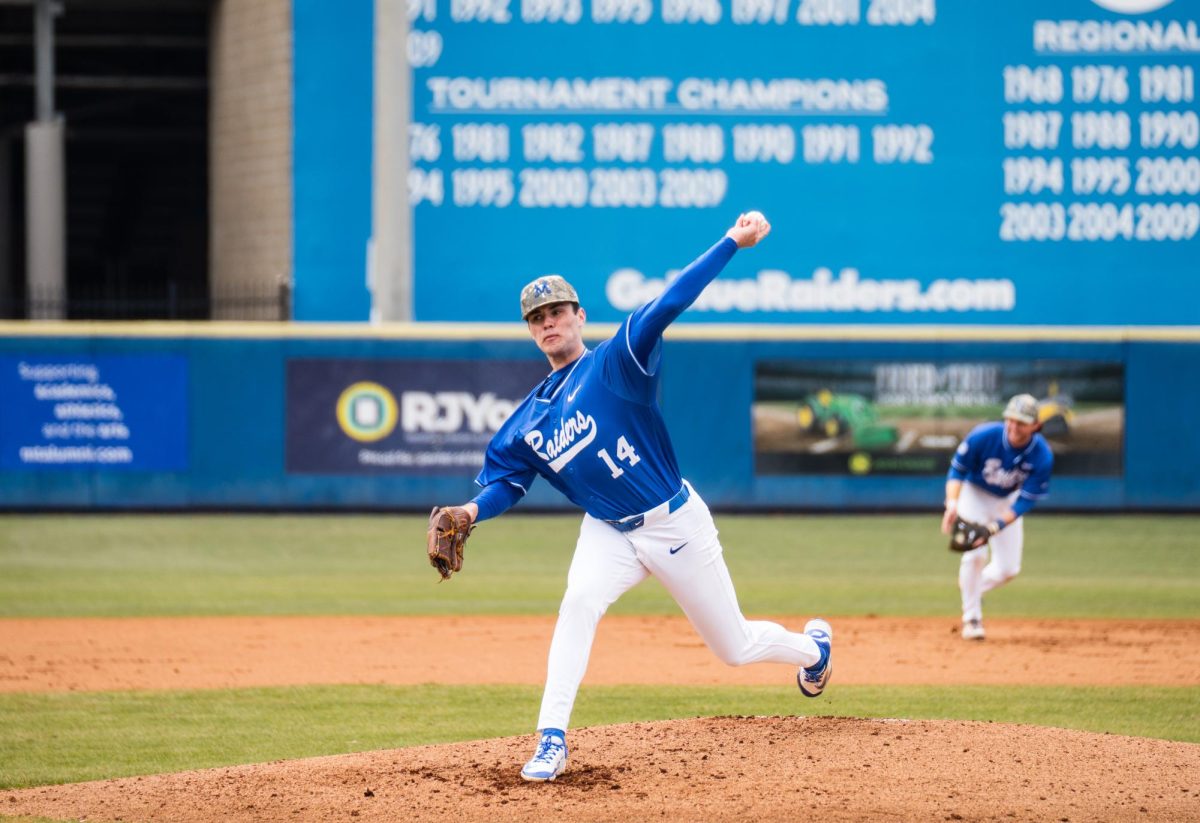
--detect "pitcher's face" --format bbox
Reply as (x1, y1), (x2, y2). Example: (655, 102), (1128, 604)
(527, 302), (586, 367)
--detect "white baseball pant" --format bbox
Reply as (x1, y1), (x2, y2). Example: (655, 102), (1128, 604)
(955, 482), (1025, 624)
(536, 482), (822, 733)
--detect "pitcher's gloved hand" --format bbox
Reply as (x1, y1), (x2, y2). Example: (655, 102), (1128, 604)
(426, 506), (474, 580)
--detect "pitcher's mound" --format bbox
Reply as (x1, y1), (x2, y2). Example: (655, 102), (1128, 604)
(7, 716), (1199, 822)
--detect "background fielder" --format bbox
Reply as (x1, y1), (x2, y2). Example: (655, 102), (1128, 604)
(941, 393), (1055, 640)
(432, 212), (832, 783)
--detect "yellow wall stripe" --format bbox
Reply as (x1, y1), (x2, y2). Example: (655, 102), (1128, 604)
(0, 321), (1197, 343)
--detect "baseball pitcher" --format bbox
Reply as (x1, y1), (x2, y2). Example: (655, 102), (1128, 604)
(426, 212), (832, 782)
(941, 393), (1055, 640)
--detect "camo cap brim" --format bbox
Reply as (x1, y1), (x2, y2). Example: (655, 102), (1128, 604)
(520, 275), (579, 319)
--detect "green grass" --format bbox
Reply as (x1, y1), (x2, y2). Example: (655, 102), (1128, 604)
(1, 513), (1197, 618)
(0, 683), (1196, 789)
(0, 513), (1196, 791)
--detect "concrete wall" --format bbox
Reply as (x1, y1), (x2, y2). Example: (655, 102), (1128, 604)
(209, 0), (292, 319)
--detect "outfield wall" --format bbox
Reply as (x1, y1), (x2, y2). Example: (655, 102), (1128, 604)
(0, 324), (1197, 511)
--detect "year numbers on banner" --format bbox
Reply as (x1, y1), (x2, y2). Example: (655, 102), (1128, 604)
(507, 168), (728, 209)
(999, 202), (1200, 242)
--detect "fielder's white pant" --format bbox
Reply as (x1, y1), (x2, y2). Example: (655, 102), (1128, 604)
(536, 482), (822, 733)
(956, 482), (1024, 624)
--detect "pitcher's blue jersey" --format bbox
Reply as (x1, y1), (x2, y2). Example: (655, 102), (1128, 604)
(475, 235), (742, 521)
(949, 421), (1053, 513)
(477, 317), (682, 521)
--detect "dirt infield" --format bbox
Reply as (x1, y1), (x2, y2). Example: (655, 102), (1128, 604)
(3, 616), (1200, 822)
(2, 615), (1198, 692)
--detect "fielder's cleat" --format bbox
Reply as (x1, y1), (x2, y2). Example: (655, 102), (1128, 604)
(798, 618), (832, 698)
(961, 619), (986, 640)
(520, 730), (568, 782)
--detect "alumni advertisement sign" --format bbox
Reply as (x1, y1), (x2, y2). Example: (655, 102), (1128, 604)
(0, 355), (189, 471)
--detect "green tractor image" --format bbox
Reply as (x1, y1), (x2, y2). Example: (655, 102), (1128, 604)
(796, 389), (899, 450)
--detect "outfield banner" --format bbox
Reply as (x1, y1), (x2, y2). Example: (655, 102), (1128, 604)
(0, 355), (189, 471)
(398, 0), (1200, 326)
(753, 360), (1125, 476)
(285, 359), (548, 475)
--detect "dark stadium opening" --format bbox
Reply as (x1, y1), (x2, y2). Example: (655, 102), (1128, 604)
(0, 0), (212, 319)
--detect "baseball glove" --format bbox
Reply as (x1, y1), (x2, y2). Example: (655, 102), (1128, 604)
(949, 516), (993, 552)
(426, 506), (474, 580)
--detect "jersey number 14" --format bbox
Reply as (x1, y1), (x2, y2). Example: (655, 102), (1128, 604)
(597, 436), (641, 478)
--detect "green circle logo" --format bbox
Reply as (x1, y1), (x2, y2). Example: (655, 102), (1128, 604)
(336, 382), (398, 442)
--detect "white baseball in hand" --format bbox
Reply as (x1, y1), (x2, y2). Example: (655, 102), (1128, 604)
(745, 210), (766, 224)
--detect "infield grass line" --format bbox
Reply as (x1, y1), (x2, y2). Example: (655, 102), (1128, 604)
(0, 683), (1196, 789)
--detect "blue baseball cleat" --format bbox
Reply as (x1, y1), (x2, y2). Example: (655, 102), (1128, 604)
(797, 618), (832, 698)
(521, 730), (568, 782)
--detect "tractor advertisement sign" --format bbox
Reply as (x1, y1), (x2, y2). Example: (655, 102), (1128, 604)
(753, 360), (1124, 476)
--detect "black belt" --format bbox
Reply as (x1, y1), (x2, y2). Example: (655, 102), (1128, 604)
(605, 484), (691, 533)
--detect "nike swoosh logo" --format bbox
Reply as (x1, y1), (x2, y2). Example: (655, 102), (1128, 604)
(566, 385), (581, 403)
(668, 542), (688, 555)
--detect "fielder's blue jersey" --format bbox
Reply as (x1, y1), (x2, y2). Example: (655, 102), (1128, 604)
(949, 421), (1054, 512)
(475, 237), (738, 521)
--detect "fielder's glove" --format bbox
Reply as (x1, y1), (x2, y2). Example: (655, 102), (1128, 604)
(426, 506), (474, 580)
(948, 516), (1000, 552)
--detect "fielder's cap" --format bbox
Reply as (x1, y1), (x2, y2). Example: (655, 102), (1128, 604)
(520, 275), (579, 319)
(1002, 393), (1039, 424)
